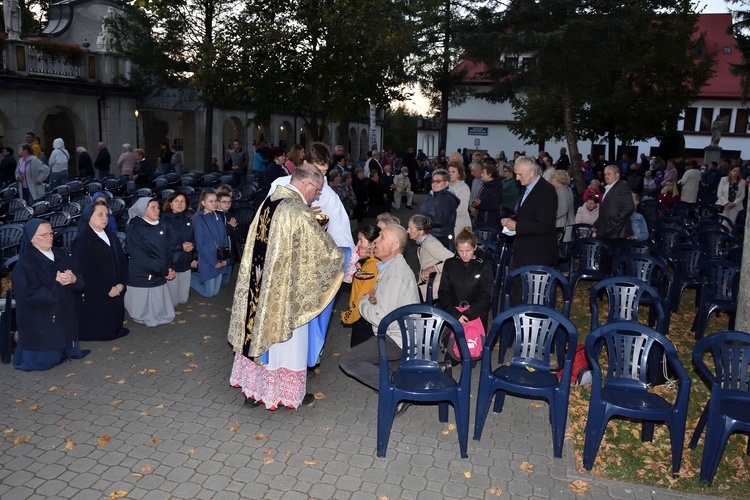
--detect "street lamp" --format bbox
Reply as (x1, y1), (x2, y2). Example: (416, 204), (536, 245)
(134, 109), (140, 148)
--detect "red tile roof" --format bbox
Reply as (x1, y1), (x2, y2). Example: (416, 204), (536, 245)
(698, 13), (742, 98)
(456, 14), (742, 98)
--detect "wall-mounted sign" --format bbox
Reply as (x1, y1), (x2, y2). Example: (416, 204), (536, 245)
(468, 127), (488, 136)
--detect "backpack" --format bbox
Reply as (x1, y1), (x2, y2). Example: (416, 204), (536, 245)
(558, 344), (591, 385)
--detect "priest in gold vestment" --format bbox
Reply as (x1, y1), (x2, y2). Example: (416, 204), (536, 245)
(228, 164), (343, 409)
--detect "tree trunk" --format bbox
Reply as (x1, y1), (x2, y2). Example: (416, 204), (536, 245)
(607, 129), (616, 164)
(735, 214), (750, 331)
(438, 0), (451, 155)
(561, 84), (585, 193)
(204, 104), (213, 173)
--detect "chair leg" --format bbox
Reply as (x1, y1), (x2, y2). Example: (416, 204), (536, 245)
(699, 417), (731, 485)
(583, 404), (608, 470)
(492, 391), (507, 414)
(668, 419), (686, 476)
(438, 402), (449, 423)
(641, 421), (655, 442)
(550, 394), (568, 459)
(376, 391), (396, 458)
(728, 312), (736, 330)
(454, 397), (469, 459)
(473, 382), (494, 441)
(689, 404), (709, 450)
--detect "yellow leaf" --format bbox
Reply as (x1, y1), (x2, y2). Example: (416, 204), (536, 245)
(66, 390), (76, 396)
(98, 435), (112, 446)
(463, 471), (472, 478)
(49, 386), (58, 392)
(109, 491), (128, 499)
(199, 314), (207, 318)
(569, 480), (590, 496)
(285, 451), (291, 457)
(151, 437), (161, 445)
(117, 379), (126, 384)
(321, 427), (329, 431)
(15, 398), (27, 402)
(441, 430), (449, 435)
(530, 402), (544, 408)
(263, 457), (275, 464)
(130, 473), (142, 478)
(3, 428), (14, 434)
(83, 360), (93, 364)
(28, 404), (39, 411)
(305, 460), (317, 465)
(188, 363), (198, 368)
(138, 369), (147, 375)
(313, 392), (325, 400)
(65, 373), (75, 378)
(112, 347), (120, 351)
(229, 422), (239, 432)
(164, 360), (171, 364)
(175, 311), (182, 315)
(525, 366), (536, 372)
(182, 369), (192, 373)
(147, 369), (156, 374)
(210, 314), (218, 318)
(203, 335), (212, 340)
(188, 449), (196, 454)
(140, 412), (148, 416)
(182, 352), (194, 357)
(332, 352), (340, 357)
(177, 320), (186, 324)
(105, 375), (113, 379)
(254, 434), (267, 440)
(111, 400), (123, 406)
(448, 424), (456, 430)
(225, 308), (232, 312)
(520, 461), (534, 472)
(156, 404), (164, 409)
(489, 486), (502, 496)
(140, 464), (152, 472)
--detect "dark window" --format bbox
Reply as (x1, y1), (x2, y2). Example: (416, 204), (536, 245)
(699, 108), (713, 132)
(682, 108), (697, 132)
(735, 109), (749, 134)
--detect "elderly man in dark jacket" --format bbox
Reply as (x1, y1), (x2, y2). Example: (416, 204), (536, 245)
(594, 165), (635, 272)
(420, 168), (459, 249)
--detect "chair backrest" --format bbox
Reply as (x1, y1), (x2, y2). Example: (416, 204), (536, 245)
(43, 193), (63, 208)
(72, 194), (92, 208)
(652, 227), (690, 256)
(53, 227), (79, 255)
(7, 198), (26, 212)
(693, 331), (750, 395)
(59, 201), (82, 218)
(177, 186), (195, 196)
(12, 206), (33, 223)
(568, 238), (610, 273)
(589, 277), (666, 334)
(698, 260), (740, 302)
(0, 224), (25, 256)
(614, 240), (657, 259)
(50, 184), (71, 198)
(502, 265), (571, 317)
(115, 232), (128, 255)
(586, 321), (687, 391)
(722, 246), (742, 267)
(133, 188), (153, 198)
(85, 182), (103, 195)
(377, 303), (468, 366)
(669, 243), (701, 279)
(109, 198), (127, 214)
(612, 253), (672, 291)
(0, 186), (18, 200)
(571, 223), (594, 240)
(48, 211), (72, 229)
(488, 305), (578, 373)
(103, 178), (123, 192)
(698, 213), (734, 231)
(159, 189), (175, 201)
(67, 180), (84, 193)
(154, 177), (168, 191)
(31, 200), (50, 216)
(697, 229), (739, 260)
(180, 175), (194, 186)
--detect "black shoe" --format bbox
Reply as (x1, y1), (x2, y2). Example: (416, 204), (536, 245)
(394, 402), (411, 418)
(439, 361), (453, 378)
(405, 205), (413, 209)
(244, 396), (263, 407)
(301, 393), (316, 405)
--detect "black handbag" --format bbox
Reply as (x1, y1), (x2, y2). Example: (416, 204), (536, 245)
(216, 246), (231, 260)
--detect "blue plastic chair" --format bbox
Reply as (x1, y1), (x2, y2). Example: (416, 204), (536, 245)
(376, 304), (471, 458)
(652, 226), (691, 259)
(473, 305), (578, 458)
(688, 331), (750, 485)
(567, 238), (612, 298)
(691, 260), (740, 340)
(668, 243), (701, 312)
(582, 322), (690, 475)
(612, 253), (673, 333)
(589, 277), (671, 386)
(571, 223), (594, 240)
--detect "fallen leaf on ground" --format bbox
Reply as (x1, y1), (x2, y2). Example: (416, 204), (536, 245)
(530, 402), (544, 408)
(66, 391), (76, 396)
(16, 398), (27, 402)
(65, 373), (75, 377)
(188, 449), (196, 454)
(441, 430), (449, 435)
(332, 352), (340, 357)
(314, 392), (325, 399)
(104, 375), (113, 379)
(140, 412), (148, 416)
(263, 457), (274, 464)
(49, 386), (58, 392)
(285, 451), (291, 457)
(305, 460), (317, 465)
(229, 422), (239, 432)
(569, 480), (590, 495)
(130, 473), (142, 478)
(464, 471), (472, 478)
(182, 369), (192, 373)
(140, 464), (152, 472)
(155, 404), (164, 409)
(117, 379), (126, 384)
(65, 438), (76, 450)
(28, 404), (39, 411)
(3, 428), (13, 434)
(108, 491), (127, 499)
(254, 434), (267, 440)
(489, 487), (502, 496)
(177, 320), (187, 324)
(147, 369), (156, 373)
(111, 400), (123, 406)
(151, 437), (161, 445)
(199, 314), (207, 318)
(448, 424), (456, 430)
(203, 335), (212, 340)
(112, 347), (120, 351)
(13, 435), (30, 445)
(520, 461), (534, 472)
(264, 448), (272, 456)
(188, 363), (198, 368)
(98, 435), (112, 446)
(182, 352), (194, 357)
(83, 360), (93, 364)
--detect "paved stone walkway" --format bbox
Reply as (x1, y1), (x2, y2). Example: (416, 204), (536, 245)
(0, 201), (717, 499)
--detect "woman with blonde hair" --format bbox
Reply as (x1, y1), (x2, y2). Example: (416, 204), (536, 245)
(658, 179), (680, 214)
(447, 160), (472, 238)
(285, 144), (304, 175)
(716, 165), (746, 224)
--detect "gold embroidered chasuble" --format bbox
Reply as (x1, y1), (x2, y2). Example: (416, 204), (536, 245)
(227, 184), (344, 359)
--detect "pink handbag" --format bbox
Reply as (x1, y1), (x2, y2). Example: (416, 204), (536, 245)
(450, 304), (485, 360)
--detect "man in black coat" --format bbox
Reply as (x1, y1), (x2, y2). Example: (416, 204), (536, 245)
(594, 165), (635, 272)
(0, 147), (17, 185)
(94, 142), (111, 179)
(501, 156), (558, 268)
(501, 156), (558, 304)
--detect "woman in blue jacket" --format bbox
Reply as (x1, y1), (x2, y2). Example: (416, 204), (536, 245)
(162, 192), (195, 306)
(12, 219), (87, 370)
(191, 188), (230, 298)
